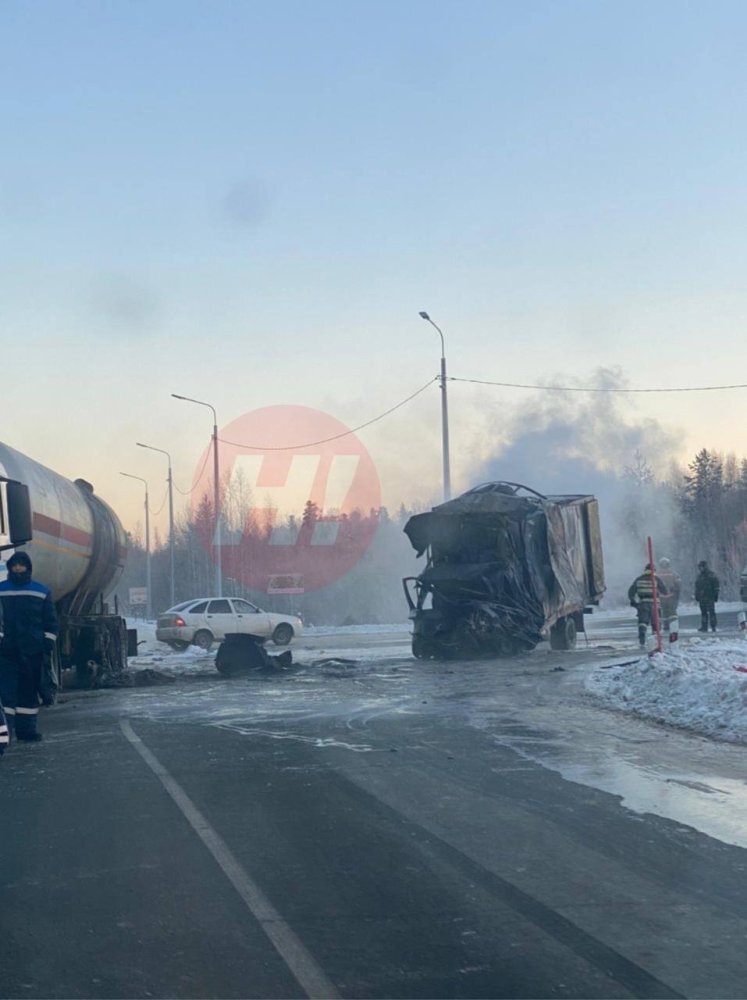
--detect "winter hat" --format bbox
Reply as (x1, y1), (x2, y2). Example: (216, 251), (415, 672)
(7, 551), (32, 573)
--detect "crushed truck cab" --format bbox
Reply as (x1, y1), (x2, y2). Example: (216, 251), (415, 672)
(402, 482), (605, 659)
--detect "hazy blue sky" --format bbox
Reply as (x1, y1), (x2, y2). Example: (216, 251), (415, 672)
(3, 0), (747, 534)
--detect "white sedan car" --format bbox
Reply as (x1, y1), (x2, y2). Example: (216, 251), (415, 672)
(156, 597), (302, 651)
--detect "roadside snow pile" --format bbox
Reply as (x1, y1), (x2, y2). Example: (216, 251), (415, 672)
(586, 638), (747, 743)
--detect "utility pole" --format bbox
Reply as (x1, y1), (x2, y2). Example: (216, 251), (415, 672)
(419, 311), (452, 501)
(137, 443), (175, 606)
(120, 472), (151, 619)
(172, 394), (222, 596)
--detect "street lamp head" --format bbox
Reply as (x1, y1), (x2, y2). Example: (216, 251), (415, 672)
(171, 393), (187, 401)
(419, 311), (430, 321)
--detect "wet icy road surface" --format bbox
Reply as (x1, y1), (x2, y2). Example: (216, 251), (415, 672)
(2, 617), (747, 998)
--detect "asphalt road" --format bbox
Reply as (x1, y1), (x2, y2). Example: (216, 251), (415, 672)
(2, 617), (747, 999)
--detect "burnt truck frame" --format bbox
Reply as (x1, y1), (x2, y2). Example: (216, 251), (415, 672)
(402, 482), (605, 659)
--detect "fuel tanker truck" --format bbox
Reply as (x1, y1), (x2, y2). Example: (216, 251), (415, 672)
(0, 442), (134, 685)
(402, 481), (605, 659)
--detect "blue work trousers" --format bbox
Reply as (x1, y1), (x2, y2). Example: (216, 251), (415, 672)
(0, 650), (42, 738)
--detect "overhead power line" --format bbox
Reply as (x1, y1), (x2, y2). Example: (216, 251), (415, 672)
(148, 488), (169, 517)
(448, 376), (747, 394)
(173, 446), (212, 496)
(217, 377), (438, 452)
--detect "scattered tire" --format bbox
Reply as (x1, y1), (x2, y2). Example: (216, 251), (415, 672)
(549, 616), (577, 650)
(193, 629), (214, 651)
(216, 635), (270, 675)
(272, 623), (294, 646)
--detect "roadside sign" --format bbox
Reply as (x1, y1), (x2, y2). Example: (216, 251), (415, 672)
(267, 574), (304, 595)
(129, 586), (148, 605)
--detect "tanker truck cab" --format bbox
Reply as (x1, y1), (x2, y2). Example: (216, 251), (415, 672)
(0, 444), (136, 686)
(0, 477), (33, 551)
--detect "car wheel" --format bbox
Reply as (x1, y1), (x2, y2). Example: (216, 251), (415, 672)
(169, 640), (189, 652)
(272, 623), (294, 646)
(193, 629), (214, 651)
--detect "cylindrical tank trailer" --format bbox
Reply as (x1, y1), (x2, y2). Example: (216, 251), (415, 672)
(0, 442), (133, 683)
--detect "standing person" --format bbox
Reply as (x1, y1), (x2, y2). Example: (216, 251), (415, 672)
(695, 560), (720, 633)
(628, 563), (669, 648)
(0, 700), (7, 756)
(657, 557), (682, 626)
(0, 601), (7, 757)
(0, 551), (58, 742)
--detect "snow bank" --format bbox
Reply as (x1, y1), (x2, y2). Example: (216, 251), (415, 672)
(586, 637), (747, 743)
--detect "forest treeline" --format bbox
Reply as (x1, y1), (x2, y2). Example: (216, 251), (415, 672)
(116, 447), (747, 622)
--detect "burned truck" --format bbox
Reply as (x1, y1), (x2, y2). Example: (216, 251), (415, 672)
(402, 482), (605, 659)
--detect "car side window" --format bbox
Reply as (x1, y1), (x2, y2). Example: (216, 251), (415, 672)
(207, 600), (232, 614)
(189, 601), (208, 614)
(233, 599), (259, 614)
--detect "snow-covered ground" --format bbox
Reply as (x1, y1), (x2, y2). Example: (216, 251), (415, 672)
(586, 636), (747, 743)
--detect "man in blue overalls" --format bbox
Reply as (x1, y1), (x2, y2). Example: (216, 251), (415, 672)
(0, 551), (58, 742)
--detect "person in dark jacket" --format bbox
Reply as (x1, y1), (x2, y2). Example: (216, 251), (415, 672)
(694, 560), (720, 632)
(628, 563), (669, 648)
(0, 551), (58, 741)
(0, 598), (7, 756)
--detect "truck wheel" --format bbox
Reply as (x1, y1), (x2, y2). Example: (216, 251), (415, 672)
(272, 623), (294, 646)
(412, 636), (434, 659)
(193, 629), (214, 651)
(549, 616), (577, 650)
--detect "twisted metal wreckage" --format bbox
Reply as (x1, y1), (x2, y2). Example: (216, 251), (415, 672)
(403, 482), (606, 659)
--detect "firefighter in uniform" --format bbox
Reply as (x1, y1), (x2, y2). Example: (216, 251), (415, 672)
(628, 563), (669, 648)
(657, 557), (682, 627)
(0, 551), (58, 742)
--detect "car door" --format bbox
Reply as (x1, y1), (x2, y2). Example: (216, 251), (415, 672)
(231, 599), (272, 638)
(205, 599), (236, 639)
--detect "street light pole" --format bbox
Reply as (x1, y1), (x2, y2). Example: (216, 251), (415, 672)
(171, 394), (222, 597)
(419, 311), (452, 501)
(136, 442), (175, 607)
(120, 472), (151, 619)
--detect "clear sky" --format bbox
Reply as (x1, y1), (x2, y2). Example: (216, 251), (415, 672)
(2, 0), (747, 537)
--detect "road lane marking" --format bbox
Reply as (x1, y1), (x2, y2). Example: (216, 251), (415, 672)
(120, 720), (340, 1000)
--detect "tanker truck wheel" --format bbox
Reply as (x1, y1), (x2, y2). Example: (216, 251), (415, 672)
(549, 616), (577, 650)
(193, 629), (214, 651)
